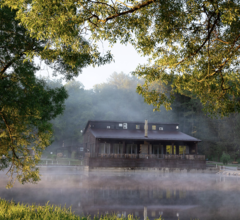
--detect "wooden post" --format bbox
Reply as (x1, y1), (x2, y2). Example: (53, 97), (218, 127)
(149, 144), (152, 155)
(110, 142), (113, 154)
(137, 143), (140, 158)
(195, 142), (198, 154)
(123, 141), (126, 154)
(171, 142), (174, 155)
(176, 144), (179, 155)
(163, 144), (166, 155)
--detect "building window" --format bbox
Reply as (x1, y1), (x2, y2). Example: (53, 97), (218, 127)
(107, 126), (110, 129)
(123, 123), (127, 129)
(119, 123), (123, 127)
(113, 144), (123, 154)
(152, 125), (156, 130)
(166, 145), (176, 155)
(179, 146), (186, 155)
(126, 144), (137, 154)
(136, 125), (140, 129)
(99, 143), (110, 154)
(159, 127), (163, 130)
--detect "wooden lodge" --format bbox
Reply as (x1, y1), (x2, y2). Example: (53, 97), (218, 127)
(83, 120), (205, 170)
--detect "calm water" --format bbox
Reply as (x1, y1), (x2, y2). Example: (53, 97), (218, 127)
(0, 171), (240, 220)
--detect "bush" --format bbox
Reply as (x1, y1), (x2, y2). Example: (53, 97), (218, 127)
(51, 154), (57, 160)
(0, 198), (81, 220)
(0, 158), (8, 169)
(0, 198), (147, 220)
(71, 151), (76, 159)
(221, 152), (231, 165)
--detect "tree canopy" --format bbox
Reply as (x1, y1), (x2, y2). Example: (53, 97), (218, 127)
(2, 0), (240, 116)
(0, 5), (111, 187)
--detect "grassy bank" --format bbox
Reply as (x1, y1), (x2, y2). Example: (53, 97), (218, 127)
(0, 198), (159, 220)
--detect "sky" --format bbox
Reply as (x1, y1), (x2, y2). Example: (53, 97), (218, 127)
(36, 42), (148, 89)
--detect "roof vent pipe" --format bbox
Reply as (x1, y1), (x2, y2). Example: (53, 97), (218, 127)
(144, 120), (148, 137)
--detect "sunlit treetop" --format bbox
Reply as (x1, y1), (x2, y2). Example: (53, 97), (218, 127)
(2, 0), (240, 116)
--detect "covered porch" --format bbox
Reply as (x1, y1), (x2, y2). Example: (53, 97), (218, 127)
(89, 139), (204, 160)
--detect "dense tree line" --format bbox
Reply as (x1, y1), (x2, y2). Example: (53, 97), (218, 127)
(48, 72), (240, 162)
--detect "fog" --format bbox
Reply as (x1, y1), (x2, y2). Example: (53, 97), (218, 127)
(43, 72), (240, 162)
(1, 171), (240, 220)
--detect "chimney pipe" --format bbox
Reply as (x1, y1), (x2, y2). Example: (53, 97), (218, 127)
(144, 120), (148, 137)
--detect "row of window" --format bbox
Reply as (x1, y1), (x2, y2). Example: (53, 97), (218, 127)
(97, 144), (188, 155)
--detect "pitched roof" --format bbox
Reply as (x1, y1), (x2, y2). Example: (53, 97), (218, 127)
(83, 120), (179, 134)
(89, 129), (201, 142)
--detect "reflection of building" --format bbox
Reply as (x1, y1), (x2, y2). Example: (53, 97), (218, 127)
(83, 120), (205, 170)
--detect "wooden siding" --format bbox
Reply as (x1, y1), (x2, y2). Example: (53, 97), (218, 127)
(86, 157), (206, 169)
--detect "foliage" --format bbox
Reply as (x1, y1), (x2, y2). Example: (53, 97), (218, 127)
(0, 158), (8, 170)
(0, 198), (148, 220)
(71, 151), (76, 159)
(52, 154), (57, 160)
(2, 0), (240, 116)
(0, 7), (73, 188)
(221, 152), (231, 165)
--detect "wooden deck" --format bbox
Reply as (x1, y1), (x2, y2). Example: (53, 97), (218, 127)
(84, 155), (206, 169)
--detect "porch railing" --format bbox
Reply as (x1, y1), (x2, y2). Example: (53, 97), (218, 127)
(89, 153), (205, 160)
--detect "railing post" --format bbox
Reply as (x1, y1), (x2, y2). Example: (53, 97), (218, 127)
(144, 207), (147, 220)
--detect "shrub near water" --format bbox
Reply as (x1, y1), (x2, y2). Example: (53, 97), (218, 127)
(0, 199), (79, 220)
(0, 198), (154, 220)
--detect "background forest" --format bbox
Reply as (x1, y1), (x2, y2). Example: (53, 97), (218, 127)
(45, 72), (240, 162)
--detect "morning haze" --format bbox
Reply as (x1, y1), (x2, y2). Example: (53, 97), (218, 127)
(1, 0), (240, 219)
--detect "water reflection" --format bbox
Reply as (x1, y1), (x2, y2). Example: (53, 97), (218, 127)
(0, 172), (240, 220)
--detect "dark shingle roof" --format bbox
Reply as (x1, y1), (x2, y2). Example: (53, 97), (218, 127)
(89, 129), (201, 142)
(83, 120), (179, 134)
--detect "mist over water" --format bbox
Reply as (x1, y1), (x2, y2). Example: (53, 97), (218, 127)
(0, 171), (240, 220)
